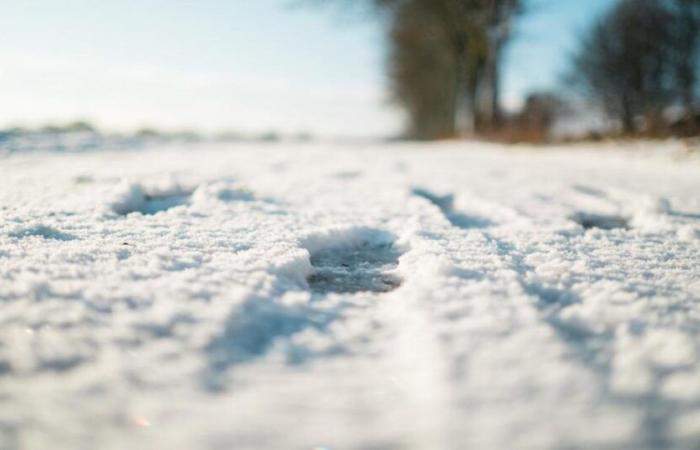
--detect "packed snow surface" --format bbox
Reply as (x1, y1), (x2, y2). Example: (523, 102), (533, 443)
(0, 141), (699, 450)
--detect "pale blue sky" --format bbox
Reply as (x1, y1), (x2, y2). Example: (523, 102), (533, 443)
(0, 0), (616, 137)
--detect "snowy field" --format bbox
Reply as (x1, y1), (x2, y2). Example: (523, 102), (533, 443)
(1, 140), (699, 450)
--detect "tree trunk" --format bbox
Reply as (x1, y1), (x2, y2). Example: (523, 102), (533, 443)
(453, 50), (472, 136)
(489, 39), (503, 129)
(621, 94), (635, 134)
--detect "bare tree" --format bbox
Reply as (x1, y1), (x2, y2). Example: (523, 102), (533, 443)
(476, 0), (520, 131)
(570, 0), (700, 134)
(388, 1), (457, 138)
(668, 0), (700, 118)
(310, 0), (521, 138)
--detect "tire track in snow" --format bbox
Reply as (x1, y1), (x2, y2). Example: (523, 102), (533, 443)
(413, 186), (624, 375)
(374, 281), (454, 449)
(409, 186), (650, 448)
(482, 233), (682, 450)
(412, 187), (494, 229)
(432, 187), (700, 449)
(297, 225), (459, 448)
(491, 185), (700, 449)
(404, 190), (562, 447)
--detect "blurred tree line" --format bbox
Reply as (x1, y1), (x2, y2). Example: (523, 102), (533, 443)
(325, 0), (522, 140)
(386, 0), (521, 139)
(308, 0), (520, 139)
(315, 0), (700, 141)
(571, 0), (700, 137)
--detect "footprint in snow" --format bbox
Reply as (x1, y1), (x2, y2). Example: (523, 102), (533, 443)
(305, 228), (404, 294)
(570, 212), (629, 230)
(201, 228), (404, 390)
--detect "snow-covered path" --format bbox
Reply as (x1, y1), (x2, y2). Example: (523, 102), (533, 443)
(1, 141), (699, 450)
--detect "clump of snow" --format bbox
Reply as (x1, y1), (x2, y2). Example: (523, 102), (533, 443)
(628, 195), (674, 230)
(678, 225), (700, 240)
(299, 226), (401, 255)
(638, 196), (673, 216)
(105, 177), (194, 216)
(191, 180), (255, 206)
(105, 181), (148, 215)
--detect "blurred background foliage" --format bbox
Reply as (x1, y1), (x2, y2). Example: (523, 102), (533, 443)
(310, 0), (700, 142)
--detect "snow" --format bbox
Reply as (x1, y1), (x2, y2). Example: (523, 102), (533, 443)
(0, 140), (699, 450)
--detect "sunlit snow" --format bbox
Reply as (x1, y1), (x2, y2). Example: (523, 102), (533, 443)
(0, 140), (699, 449)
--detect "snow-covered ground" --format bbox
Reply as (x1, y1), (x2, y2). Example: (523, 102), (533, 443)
(1, 141), (699, 450)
